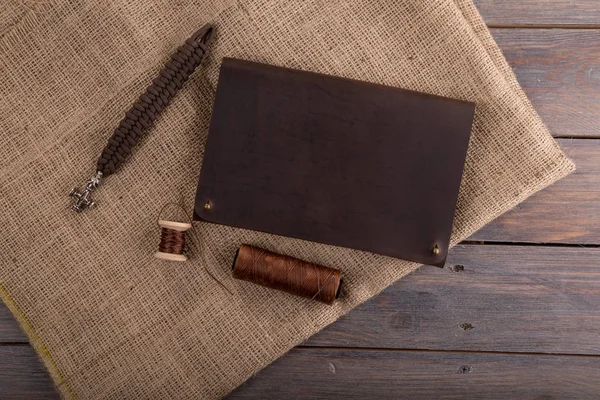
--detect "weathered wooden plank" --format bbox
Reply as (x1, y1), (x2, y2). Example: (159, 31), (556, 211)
(471, 139), (600, 244)
(493, 29), (600, 138)
(0, 346), (58, 399)
(228, 348), (600, 399)
(476, 0), (600, 26)
(2, 345), (599, 400)
(307, 245), (600, 355)
(0, 306), (27, 343)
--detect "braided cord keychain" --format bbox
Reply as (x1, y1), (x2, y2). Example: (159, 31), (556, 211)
(69, 24), (215, 212)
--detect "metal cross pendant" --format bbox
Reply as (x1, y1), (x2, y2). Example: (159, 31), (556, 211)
(69, 172), (102, 212)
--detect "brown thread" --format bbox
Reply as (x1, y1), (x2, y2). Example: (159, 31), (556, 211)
(158, 228), (186, 254)
(155, 203), (232, 295)
(232, 244), (343, 305)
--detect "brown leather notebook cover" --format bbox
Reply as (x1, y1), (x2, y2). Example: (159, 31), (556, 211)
(194, 58), (475, 267)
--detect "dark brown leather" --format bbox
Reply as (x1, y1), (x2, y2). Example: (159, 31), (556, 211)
(232, 244), (343, 305)
(194, 57), (475, 267)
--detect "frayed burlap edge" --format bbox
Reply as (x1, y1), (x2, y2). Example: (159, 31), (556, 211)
(0, 284), (75, 399)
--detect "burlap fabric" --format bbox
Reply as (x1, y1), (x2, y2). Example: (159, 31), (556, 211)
(0, 0), (575, 398)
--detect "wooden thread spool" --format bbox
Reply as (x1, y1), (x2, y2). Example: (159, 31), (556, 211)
(232, 244), (343, 305)
(154, 220), (192, 262)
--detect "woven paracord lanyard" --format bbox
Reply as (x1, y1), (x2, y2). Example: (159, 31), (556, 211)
(69, 24), (214, 212)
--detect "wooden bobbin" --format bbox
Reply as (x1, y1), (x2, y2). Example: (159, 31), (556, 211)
(154, 219), (193, 262)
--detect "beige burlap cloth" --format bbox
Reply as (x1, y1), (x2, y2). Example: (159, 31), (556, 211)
(0, 0), (575, 398)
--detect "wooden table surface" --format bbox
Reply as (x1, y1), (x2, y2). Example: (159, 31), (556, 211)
(2, 1), (600, 398)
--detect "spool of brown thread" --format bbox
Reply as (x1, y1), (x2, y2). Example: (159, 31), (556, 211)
(232, 244), (343, 305)
(154, 220), (192, 262)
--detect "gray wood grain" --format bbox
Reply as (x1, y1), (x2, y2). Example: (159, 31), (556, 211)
(492, 29), (600, 138)
(0, 346), (58, 399)
(0, 307), (26, 343)
(470, 139), (600, 244)
(307, 245), (600, 355)
(476, 0), (600, 26)
(228, 348), (600, 399)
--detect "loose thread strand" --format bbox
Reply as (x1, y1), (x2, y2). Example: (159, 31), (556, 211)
(156, 202), (232, 295)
